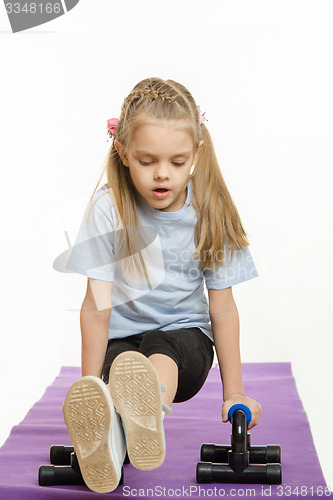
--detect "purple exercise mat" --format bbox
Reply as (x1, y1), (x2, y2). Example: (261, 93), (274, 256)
(0, 363), (328, 499)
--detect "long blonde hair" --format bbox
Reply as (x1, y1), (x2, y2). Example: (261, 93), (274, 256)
(88, 77), (249, 285)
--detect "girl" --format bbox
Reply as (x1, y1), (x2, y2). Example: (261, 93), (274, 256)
(63, 77), (262, 493)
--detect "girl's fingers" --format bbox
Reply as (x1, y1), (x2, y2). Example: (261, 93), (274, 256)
(247, 403), (262, 429)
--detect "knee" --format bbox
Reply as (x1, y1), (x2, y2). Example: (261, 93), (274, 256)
(139, 329), (165, 353)
(138, 330), (182, 369)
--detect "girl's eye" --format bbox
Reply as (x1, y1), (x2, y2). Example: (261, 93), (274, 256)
(139, 161), (186, 167)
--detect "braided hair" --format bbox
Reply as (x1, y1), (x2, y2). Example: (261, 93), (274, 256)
(88, 77), (249, 285)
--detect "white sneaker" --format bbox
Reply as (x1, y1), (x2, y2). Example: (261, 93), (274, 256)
(109, 351), (170, 471)
(63, 376), (126, 493)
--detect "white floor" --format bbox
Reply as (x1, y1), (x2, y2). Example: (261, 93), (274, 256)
(1, 357), (332, 491)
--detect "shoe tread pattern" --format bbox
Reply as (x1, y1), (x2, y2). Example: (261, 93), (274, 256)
(110, 352), (165, 470)
(63, 378), (120, 493)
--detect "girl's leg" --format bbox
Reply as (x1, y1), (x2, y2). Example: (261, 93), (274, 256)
(138, 327), (214, 404)
(170, 327), (214, 403)
(147, 353), (178, 407)
(103, 330), (179, 406)
(103, 327), (213, 405)
(103, 327), (212, 472)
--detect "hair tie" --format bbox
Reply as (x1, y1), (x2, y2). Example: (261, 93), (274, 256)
(107, 118), (119, 142)
(197, 106), (207, 125)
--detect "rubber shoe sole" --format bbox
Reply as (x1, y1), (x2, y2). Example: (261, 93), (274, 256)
(63, 376), (124, 493)
(109, 351), (165, 471)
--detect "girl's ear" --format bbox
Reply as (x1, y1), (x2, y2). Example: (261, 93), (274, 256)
(193, 140), (204, 162)
(114, 139), (129, 167)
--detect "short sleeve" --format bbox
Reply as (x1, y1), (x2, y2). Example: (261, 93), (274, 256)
(203, 245), (258, 290)
(65, 189), (117, 282)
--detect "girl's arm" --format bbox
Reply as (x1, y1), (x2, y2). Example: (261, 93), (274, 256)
(209, 287), (244, 399)
(208, 287), (261, 429)
(80, 278), (112, 378)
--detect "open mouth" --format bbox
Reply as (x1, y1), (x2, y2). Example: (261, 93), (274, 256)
(153, 188), (170, 199)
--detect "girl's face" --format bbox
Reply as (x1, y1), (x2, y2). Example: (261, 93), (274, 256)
(117, 118), (203, 212)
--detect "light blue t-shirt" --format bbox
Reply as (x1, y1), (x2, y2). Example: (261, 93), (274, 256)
(66, 179), (258, 342)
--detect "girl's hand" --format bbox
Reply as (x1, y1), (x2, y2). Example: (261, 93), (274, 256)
(221, 394), (262, 430)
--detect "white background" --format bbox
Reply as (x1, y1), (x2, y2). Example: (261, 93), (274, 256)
(0, 0), (332, 489)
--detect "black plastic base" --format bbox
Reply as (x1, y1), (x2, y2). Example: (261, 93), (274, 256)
(39, 445), (126, 487)
(39, 464), (85, 486)
(201, 443), (281, 464)
(197, 462), (282, 485)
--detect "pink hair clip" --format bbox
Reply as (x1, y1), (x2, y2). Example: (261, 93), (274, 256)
(197, 106), (207, 125)
(107, 118), (119, 142)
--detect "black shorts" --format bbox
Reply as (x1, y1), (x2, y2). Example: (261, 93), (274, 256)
(102, 327), (214, 403)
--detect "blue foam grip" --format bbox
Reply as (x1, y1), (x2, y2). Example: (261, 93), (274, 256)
(228, 404), (252, 425)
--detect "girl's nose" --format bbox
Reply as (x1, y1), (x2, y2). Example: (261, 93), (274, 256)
(154, 163), (170, 179)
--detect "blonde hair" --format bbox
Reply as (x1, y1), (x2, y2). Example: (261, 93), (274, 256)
(88, 77), (249, 285)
